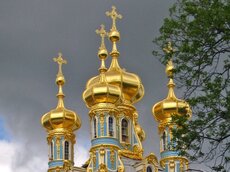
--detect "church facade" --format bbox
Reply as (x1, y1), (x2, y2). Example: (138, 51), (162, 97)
(41, 6), (192, 172)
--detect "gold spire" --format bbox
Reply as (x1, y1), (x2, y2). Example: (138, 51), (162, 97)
(163, 42), (176, 100)
(152, 42), (191, 123)
(96, 24), (108, 73)
(41, 53), (81, 132)
(106, 6), (122, 58)
(53, 53), (67, 108)
(104, 6), (144, 104)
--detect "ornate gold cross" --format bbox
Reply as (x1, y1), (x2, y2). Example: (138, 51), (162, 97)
(53, 52), (67, 76)
(96, 24), (107, 49)
(106, 6), (122, 30)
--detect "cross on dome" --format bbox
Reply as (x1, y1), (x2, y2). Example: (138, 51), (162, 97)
(53, 52), (67, 77)
(106, 6), (122, 30)
(96, 24), (107, 50)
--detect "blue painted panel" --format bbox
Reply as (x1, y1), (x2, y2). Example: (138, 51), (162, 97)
(96, 152), (99, 169)
(107, 150), (111, 169)
(177, 162), (180, 172)
(92, 137), (120, 147)
(104, 119), (107, 136)
(60, 137), (64, 159)
(53, 137), (57, 160)
(161, 150), (179, 158)
(165, 163), (168, 172)
(48, 160), (64, 168)
(98, 120), (101, 137)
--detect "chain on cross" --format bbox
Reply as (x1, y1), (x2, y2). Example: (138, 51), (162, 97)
(106, 6), (122, 30)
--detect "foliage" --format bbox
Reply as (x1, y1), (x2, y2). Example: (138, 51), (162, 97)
(153, 0), (230, 171)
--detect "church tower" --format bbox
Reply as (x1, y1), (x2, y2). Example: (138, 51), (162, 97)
(83, 6), (147, 172)
(41, 53), (81, 172)
(152, 43), (192, 172)
(83, 23), (124, 172)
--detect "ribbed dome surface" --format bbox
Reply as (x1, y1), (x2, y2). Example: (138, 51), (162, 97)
(106, 58), (144, 104)
(42, 107), (81, 131)
(83, 76), (121, 108)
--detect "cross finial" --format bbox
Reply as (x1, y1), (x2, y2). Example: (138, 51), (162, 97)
(53, 52), (67, 76)
(163, 42), (175, 55)
(106, 6), (122, 30)
(96, 24), (107, 49)
(166, 59), (174, 78)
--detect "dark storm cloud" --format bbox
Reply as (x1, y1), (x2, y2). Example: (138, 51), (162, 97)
(0, 0), (180, 171)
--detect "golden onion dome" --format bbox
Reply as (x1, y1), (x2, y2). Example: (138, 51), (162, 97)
(152, 78), (191, 123)
(104, 6), (144, 104)
(152, 43), (192, 123)
(41, 53), (81, 131)
(83, 25), (122, 108)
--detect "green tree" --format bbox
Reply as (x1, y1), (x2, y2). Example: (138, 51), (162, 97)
(153, 0), (230, 171)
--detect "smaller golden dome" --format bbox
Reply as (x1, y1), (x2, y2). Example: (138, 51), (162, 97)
(42, 106), (81, 131)
(41, 53), (81, 131)
(83, 25), (122, 108)
(152, 57), (192, 123)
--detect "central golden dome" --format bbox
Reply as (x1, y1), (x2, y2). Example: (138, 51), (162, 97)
(86, 6), (144, 104)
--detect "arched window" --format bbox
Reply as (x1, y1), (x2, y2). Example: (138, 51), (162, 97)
(162, 131), (167, 150)
(50, 141), (53, 160)
(64, 141), (69, 160)
(147, 166), (152, 172)
(109, 117), (114, 137)
(93, 117), (97, 138)
(121, 118), (129, 142)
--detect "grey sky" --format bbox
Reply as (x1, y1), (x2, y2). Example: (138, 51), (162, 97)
(0, 0), (208, 172)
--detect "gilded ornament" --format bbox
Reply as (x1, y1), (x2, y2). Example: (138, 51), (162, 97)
(100, 114), (104, 136)
(98, 163), (108, 172)
(110, 149), (115, 169)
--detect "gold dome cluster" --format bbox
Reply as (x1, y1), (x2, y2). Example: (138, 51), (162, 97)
(41, 53), (81, 131)
(83, 6), (144, 108)
(152, 42), (192, 123)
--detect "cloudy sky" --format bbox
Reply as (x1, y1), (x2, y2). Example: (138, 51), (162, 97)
(0, 1), (207, 172)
